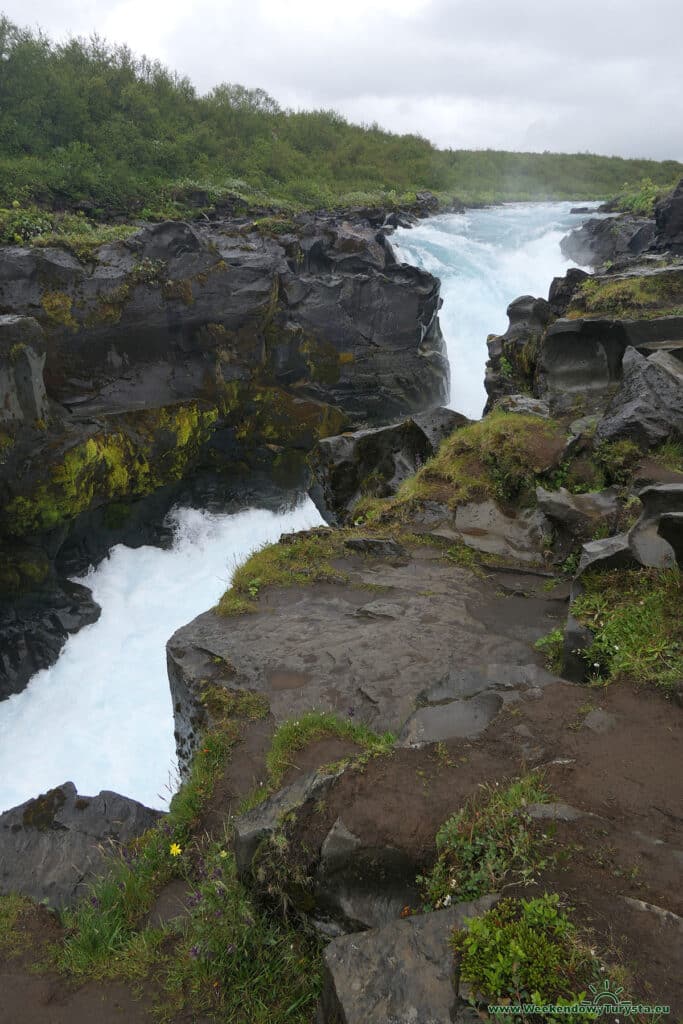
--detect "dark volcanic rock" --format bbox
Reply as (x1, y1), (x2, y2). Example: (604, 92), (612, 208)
(536, 485), (621, 544)
(653, 178), (683, 254)
(594, 346), (683, 448)
(629, 484), (683, 568)
(560, 215), (655, 268)
(659, 513), (683, 567)
(538, 318), (683, 415)
(308, 408), (466, 525)
(0, 211), (450, 697)
(320, 895), (498, 1024)
(314, 817), (420, 932)
(484, 295), (553, 412)
(548, 267), (590, 316)
(0, 782), (161, 908)
(0, 579), (100, 699)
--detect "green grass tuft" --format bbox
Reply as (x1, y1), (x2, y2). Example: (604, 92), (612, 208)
(572, 568), (683, 691)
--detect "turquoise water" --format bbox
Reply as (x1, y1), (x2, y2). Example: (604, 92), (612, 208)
(393, 201), (598, 418)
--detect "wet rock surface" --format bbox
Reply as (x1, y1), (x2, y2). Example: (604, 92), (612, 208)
(0, 782), (161, 908)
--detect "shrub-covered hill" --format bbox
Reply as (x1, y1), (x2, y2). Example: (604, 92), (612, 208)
(1, 16), (683, 220)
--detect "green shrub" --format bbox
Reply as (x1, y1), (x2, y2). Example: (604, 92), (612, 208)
(452, 894), (604, 1016)
(417, 776), (550, 909)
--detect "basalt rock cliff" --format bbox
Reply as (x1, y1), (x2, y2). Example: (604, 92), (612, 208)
(0, 210), (448, 697)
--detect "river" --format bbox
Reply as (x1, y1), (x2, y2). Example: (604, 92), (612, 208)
(0, 201), (596, 813)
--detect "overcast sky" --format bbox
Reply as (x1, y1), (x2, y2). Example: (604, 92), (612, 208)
(4, 0), (683, 160)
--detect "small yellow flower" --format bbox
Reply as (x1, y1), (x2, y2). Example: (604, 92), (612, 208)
(169, 842), (182, 857)
(219, 850), (228, 859)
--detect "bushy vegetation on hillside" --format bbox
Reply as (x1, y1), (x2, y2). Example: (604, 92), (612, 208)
(1, 17), (682, 219)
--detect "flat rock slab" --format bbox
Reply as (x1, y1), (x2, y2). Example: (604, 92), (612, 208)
(397, 693), (504, 746)
(167, 547), (566, 774)
(320, 896), (498, 1024)
(454, 499), (548, 564)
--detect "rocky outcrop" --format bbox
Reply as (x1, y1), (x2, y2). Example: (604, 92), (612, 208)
(536, 485), (621, 547)
(484, 295), (553, 411)
(560, 215), (655, 268)
(0, 782), (161, 908)
(594, 346), (683, 448)
(308, 408), (466, 525)
(0, 212), (449, 697)
(653, 179), (683, 254)
(0, 579), (100, 700)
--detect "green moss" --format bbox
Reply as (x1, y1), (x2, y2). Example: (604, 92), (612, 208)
(32, 222), (137, 261)
(0, 546), (50, 595)
(572, 567), (683, 691)
(22, 785), (67, 829)
(594, 438), (642, 485)
(0, 894), (34, 960)
(217, 528), (346, 615)
(234, 386), (347, 449)
(40, 290), (77, 328)
(568, 269), (683, 319)
(254, 216), (296, 237)
(651, 439), (683, 472)
(4, 401), (219, 536)
(364, 411), (566, 524)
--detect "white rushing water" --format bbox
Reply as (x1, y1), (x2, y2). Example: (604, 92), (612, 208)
(393, 200), (598, 418)
(0, 499), (323, 813)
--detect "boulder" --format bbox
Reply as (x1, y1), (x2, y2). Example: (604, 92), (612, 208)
(536, 485), (621, 544)
(540, 322), (683, 416)
(559, 215), (655, 268)
(628, 484), (683, 568)
(0, 580), (101, 700)
(547, 267), (590, 316)
(308, 409), (466, 525)
(653, 178), (683, 254)
(0, 782), (161, 908)
(576, 535), (639, 576)
(454, 499), (549, 564)
(594, 347), (683, 448)
(320, 896), (498, 1024)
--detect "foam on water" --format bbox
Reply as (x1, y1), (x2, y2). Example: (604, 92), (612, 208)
(0, 499), (323, 813)
(393, 200), (597, 418)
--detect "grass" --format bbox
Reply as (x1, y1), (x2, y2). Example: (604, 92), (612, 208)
(217, 529), (347, 616)
(652, 439), (683, 473)
(417, 775), (551, 910)
(451, 894), (621, 1016)
(265, 710), (395, 790)
(52, 704), (394, 1019)
(352, 412), (567, 528)
(534, 628), (564, 674)
(572, 567), (683, 691)
(567, 268), (683, 320)
(0, 894), (33, 959)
